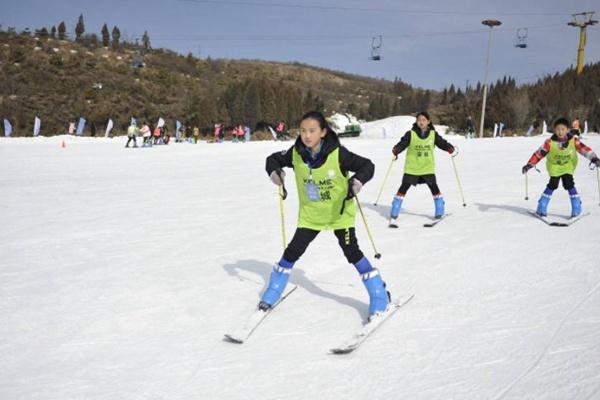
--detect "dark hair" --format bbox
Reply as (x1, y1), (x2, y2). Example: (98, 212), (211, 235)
(416, 111), (431, 121)
(553, 117), (569, 128)
(300, 110), (337, 135)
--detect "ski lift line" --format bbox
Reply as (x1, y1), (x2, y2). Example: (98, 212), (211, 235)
(145, 23), (566, 43)
(177, 0), (569, 17)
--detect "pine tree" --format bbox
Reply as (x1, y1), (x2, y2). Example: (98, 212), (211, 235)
(142, 31), (151, 50)
(75, 14), (85, 41)
(111, 26), (121, 48)
(58, 21), (66, 40)
(101, 24), (110, 47)
(36, 27), (49, 39)
(50, 26), (57, 39)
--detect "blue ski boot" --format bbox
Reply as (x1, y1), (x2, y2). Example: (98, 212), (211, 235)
(362, 269), (390, 317)
(433, 195), (445, 219)
(258, 259), (293, 310)
(536, 188), (553, 217)
(355, 257), (390, 318)
(390, 195), (404, 219)
(569, 188), (582, 217)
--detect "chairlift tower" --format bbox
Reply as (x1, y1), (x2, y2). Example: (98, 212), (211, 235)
(568, 12), (598, 75)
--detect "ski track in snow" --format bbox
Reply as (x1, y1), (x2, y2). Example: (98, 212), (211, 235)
(493, 279), (600, 400)
(1, 131), (600, 399)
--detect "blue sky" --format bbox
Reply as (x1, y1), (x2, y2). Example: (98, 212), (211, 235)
(2, 0), (599, 90)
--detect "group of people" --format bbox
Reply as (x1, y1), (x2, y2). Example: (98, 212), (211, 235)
(125, 122), (170, 148)
(259, 110), (600, 323)
(210, 123), (252, 143)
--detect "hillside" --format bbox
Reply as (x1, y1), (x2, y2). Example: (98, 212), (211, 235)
(0, 31), (418, 136)
(2, 29), (599, 138)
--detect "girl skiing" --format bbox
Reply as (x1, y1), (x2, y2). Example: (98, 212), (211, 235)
(389, 112), (455, 224)
(522, 117), (600, 217)
(262, 110), (390, 318)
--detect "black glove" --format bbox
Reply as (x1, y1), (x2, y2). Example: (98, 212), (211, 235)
(522, 164), (533, 174)
(592, 157), (600, 168)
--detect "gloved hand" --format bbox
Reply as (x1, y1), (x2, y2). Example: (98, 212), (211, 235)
(448, 146), (458, 157)
(592, 157), (600, 168)
(392, 147), (400, 157)
(351, 178), (363, 195)
(270, 170), (285, 186)
(522, 164), (533, 174)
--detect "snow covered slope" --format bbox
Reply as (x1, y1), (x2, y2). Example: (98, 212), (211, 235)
(1, 134), (599, 399)
(360, 115), (450, 139)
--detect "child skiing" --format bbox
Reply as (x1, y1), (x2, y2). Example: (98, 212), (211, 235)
(522, 117), (600, 217)
(125, 122), (139, 148)
(389, 111), (456, 225)
(140, 122), (152, 147)
(262, 110), (390, 319)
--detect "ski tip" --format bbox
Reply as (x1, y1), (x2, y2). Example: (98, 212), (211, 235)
(330, 348), (354, 355)
(223, 334), (244, 344)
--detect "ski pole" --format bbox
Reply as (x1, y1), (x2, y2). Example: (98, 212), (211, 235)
(596, 167), (600, 206)
(450, 156), (467, 207)
(374, 157), (395, 206)
(525, 173), (529, 200)
(276, 172), (288, 250)
(278, 185), (287, 250)
(354, 195), (381, 259)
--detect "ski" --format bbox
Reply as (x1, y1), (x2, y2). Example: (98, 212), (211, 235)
(330, 293), (414, 355)
(423, 213), (453, 228)
(529, 211), (590, 227)
(224, 285), (298, 344)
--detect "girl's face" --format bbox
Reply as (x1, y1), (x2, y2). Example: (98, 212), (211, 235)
(417, 115), (430, 130)
(555, 124), (569, 139)
(300, 118), (326, 151)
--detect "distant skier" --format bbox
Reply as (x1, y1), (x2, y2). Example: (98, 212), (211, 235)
(232, 125), (240, 143)
(389, 111), (456, 223)
(153, 126), (163, 145)
(193, 126), (200, 143)
(125, 123), (139, 148)
(572, 117), (581, 136)
(275, 120), (287, 140)
(263, 110), (390, 319)
(244, 125), (251, 142)
(465, 116), (475, 139)
(213, 123), (225, 143)
(140, 122), (152, 147)
(522, 117), (600, 217)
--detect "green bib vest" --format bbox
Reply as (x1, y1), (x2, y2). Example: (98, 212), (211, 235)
(547, 138), (577, 177)
(404, 130), (436, 175)
(292, 147), (356, 230)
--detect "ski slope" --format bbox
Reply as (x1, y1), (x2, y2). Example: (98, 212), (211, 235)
(1, 131), (600, 400)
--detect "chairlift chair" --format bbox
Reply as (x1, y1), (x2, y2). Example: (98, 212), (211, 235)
(369, 35), (382, 61)
(515, 28), (528, 49)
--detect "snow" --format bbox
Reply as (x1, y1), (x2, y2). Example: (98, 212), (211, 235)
(1, 130), (600, 400)
(327, 113), (360, 133)
(360, 115), (450, 139)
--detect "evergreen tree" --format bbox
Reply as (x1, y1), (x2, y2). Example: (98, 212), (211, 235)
(75, 14), (85, 41)
(36, 27), (49, 39)
(101, 24), (110, 47)
(142, 31), (151, 50)
(57, 21), (66, 40)
(111, 26), (121, 48)
(50, 26), (57, 39)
